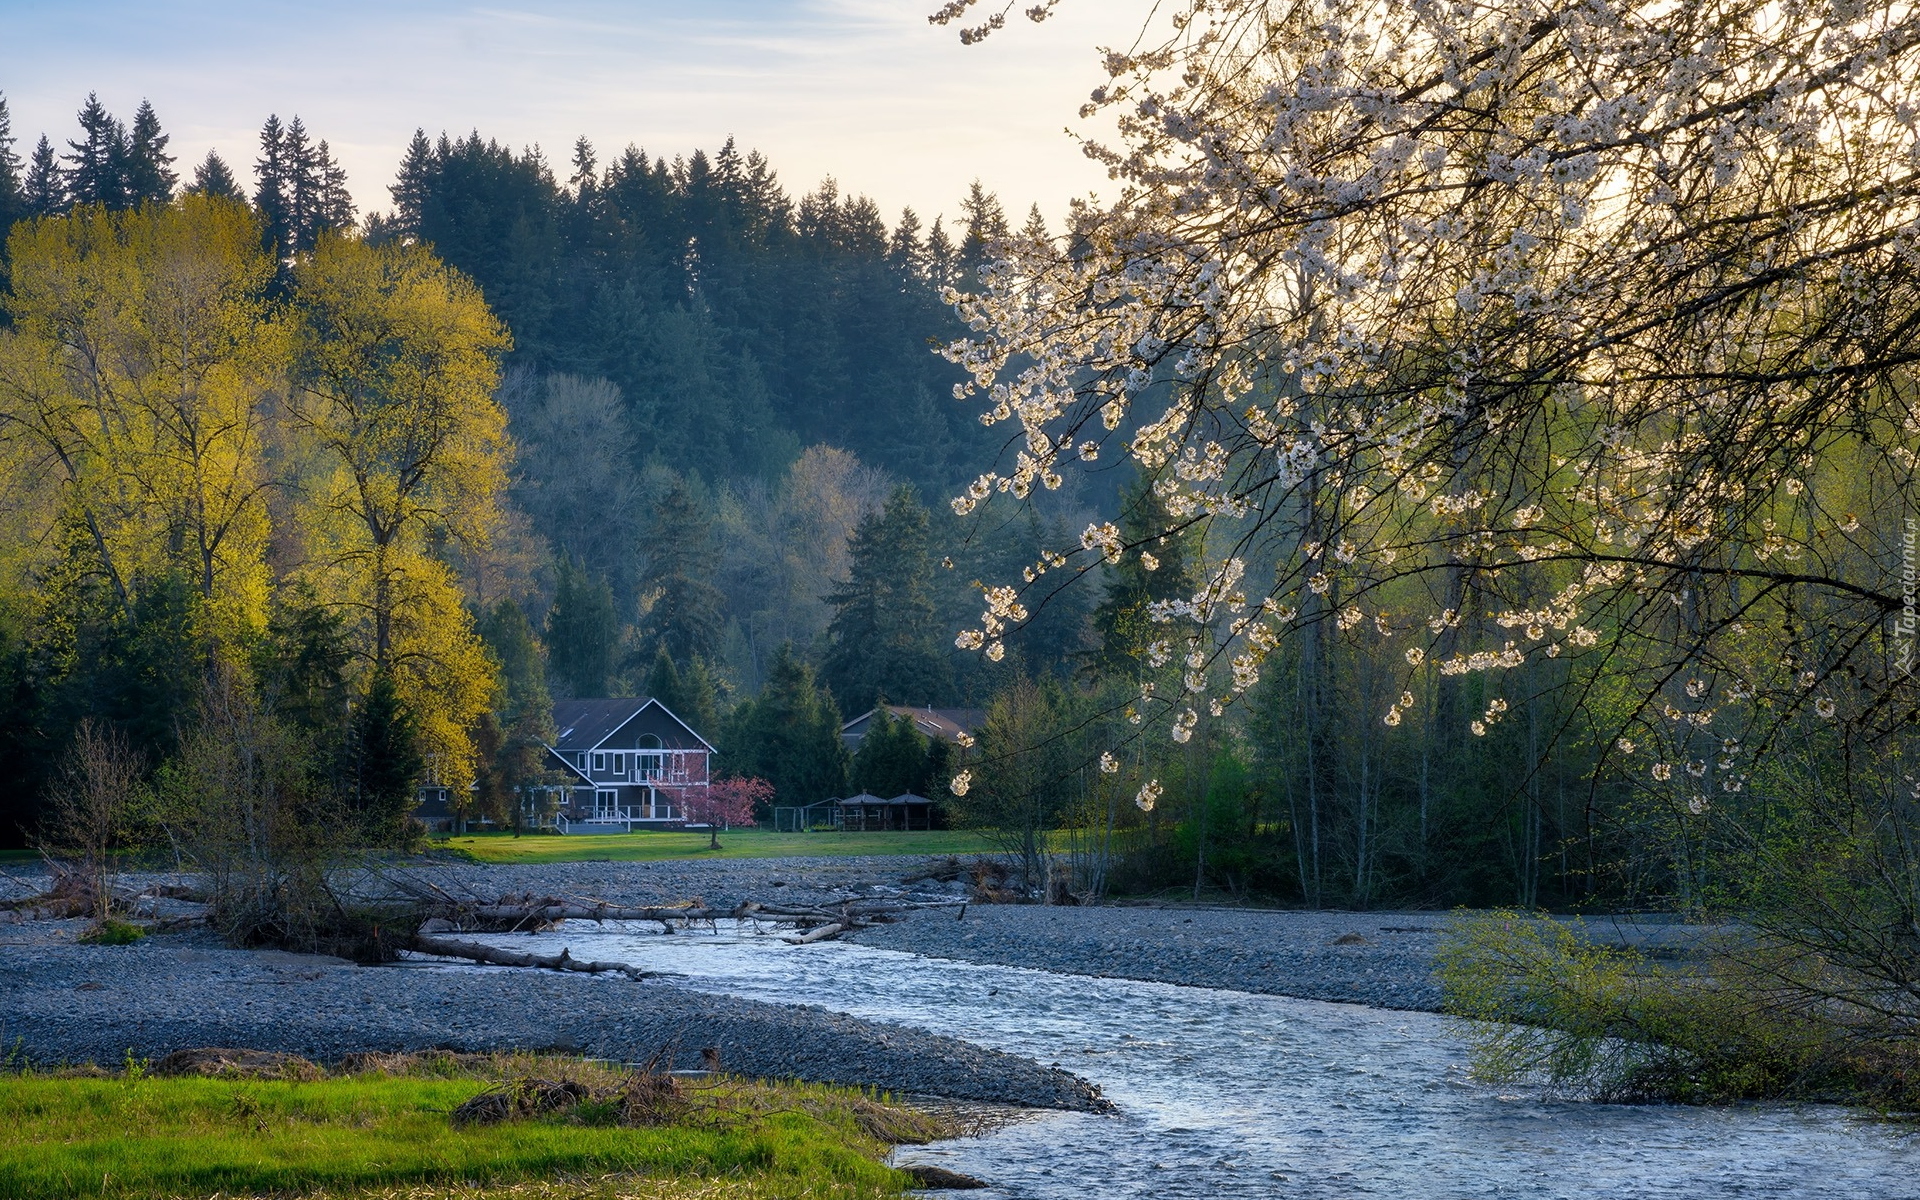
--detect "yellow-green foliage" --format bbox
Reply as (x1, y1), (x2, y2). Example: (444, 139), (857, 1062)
(1437, 910), (1854, 1104)
(0, 1057), (937, 1200)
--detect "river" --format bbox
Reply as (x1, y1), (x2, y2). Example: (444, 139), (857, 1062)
(467, 922), (1919, 1199)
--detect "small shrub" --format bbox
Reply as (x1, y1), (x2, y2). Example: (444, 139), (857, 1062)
(78, 920), (145, 946)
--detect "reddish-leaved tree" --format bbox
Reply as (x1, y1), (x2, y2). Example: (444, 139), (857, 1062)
(680, 776), (770, 850)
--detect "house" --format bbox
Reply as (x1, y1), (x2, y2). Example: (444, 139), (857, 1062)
(528, 697), (713, 834)
(840, 705), (985, 750)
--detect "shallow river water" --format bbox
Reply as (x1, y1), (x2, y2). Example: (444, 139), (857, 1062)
(470, 923), (1919, 1199)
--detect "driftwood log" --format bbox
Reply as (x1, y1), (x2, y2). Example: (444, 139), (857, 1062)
(410, 934), (647, 979)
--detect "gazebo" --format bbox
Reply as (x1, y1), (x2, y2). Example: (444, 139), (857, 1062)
(834, 792), (935, 831)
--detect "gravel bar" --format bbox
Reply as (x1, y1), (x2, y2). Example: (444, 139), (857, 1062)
(849, 904), (1450, 1011)
(0, 928), (1106, 1111)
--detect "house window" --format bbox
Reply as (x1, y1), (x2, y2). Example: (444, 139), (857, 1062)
(594, 789), (618, 819)
(593, 752), (607, 772)
(611, 753), (626, 776)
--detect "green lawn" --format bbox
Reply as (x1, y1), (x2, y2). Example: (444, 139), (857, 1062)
(0, 1062), (935, 1200)
(435, 828), (996, 864)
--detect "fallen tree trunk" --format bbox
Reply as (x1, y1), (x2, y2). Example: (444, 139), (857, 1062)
(410, 934), (647, 980)
(781, 922), (848, 945)
(459, 903), (721, 928)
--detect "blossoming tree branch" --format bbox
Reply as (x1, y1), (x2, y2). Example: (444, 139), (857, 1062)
(937, 0), (1920, 816)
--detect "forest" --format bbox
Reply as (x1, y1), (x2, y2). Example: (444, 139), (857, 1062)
(1, 46), (1914, 941)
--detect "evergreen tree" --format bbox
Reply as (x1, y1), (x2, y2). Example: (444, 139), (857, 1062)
(63, 93), (127, 209)
(254, 115), (291, 251)
(822, 485), (952, 714)
(0, 93), (23, 236)
(958, 179), (1009, 278)
(23, 136), (62, 217)
(475, 599), (558, 829)
(311, 139), (356, 236)
(645, 645), (719, 739)
(925, 215), (957, 289)
(1020, 202), (1049, 243)
(349, 669), (425, 847)
(390, 129), (434, 237)
(721, 643), (846, 806)
(887, 207), (926, 277)
(637, 480), (726, 667)
(544, 559), (618, 698)
(122, 99), (176, 204)
(850, 708), (935, 798)
(187, 150), (244, 200)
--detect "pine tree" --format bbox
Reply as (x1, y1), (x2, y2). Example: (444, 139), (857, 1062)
(958, 179), (1008, 278)
(887, 207), (925, 278)
(63, 93), (127, 209)
(312, 139), (355, 235)
(283, 117), (318, 249)
(645, 645), (719, 739)
(1020, 202), (1049, 243)
(255, 115), (291, 251)
(122, 99), (176, 205)
(544, 559), (619, 698)
(390, 129), (434, 237)
(822, 485), (953, 714)
(349, 669), (426, 847)
(0, 93), (23, 236)
(23, 136), (63, 217)
(850, 708), (935, 798)
(475, 599), (558, 829)
(925, 216), (957, 289)
(722, 644), (847, 804)
(187, 150), (244, 201)
(637, 480), (726, 668)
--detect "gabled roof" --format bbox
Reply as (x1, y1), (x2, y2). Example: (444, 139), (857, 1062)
(551, 698), (651, 751)
(841, 705), (986, 745)
(549, 697), (716, 754)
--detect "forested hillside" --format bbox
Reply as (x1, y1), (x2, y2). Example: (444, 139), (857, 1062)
(0, 93), (1100, 853)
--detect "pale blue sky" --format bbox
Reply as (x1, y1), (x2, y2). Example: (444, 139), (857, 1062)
(0, 1), (1151, 225)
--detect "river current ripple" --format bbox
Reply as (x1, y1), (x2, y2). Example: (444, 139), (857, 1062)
(479, 924), (1919, 1199)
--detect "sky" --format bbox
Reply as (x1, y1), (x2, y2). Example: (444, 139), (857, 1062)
(0, 0), (1157, 227)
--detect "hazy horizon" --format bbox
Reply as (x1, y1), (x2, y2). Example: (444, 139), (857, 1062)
(0, 0), (1155, 226)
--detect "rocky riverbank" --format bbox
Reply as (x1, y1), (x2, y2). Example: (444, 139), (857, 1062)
(0, 924), (1106, 1111)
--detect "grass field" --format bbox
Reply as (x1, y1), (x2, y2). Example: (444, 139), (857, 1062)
(434, 829), (997, 865)
(0, 1056), (940, 1200)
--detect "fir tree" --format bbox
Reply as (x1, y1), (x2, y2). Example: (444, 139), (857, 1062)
(122, 99), (176, 204)
(186, 149), (244, 201)
(63, 93), (126, 209)
(721, 644), (846, 805)
(475, 599), (558, 830)
(311, 139), (355, 235)
(822, 485), (953, 714)
(925, 215), (957, 289)
(23, 136), (63, 217)
(544, 559), (619, 698)
(390, 129), (434, 237)
(349, 669), (426, 847)
(0, 93), (23, 236)
(637, 480), (726, 668)
(645, 645), (719, 740)
(1020, 202), (1049, 243)
(958, 179), (1008, 278)
(850, 708), (935, 798)
(887, 207), (926, 277)
(254, 115), (291, 251)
